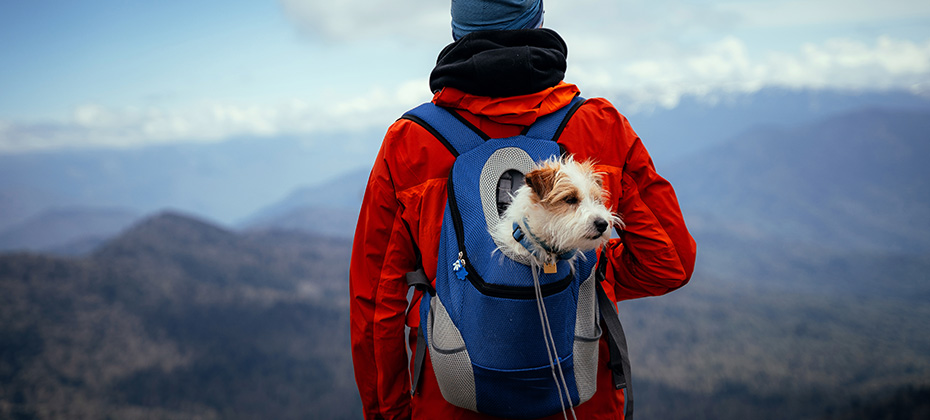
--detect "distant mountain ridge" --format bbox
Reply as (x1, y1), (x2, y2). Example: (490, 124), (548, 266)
(668, 108), (930, 253)
(626, 88), (930, 162)
(0, 207), (140, 255)
(239, 168), (368, 236)
(94, 210), (351, 294)
(0, 130), (381, 232)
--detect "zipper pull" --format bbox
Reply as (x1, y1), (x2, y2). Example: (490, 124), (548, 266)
(452, 252), (468, 280)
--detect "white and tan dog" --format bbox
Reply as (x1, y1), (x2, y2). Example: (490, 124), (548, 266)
(491, 156), (623, 272)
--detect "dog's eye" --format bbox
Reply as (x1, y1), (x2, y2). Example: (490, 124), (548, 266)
(564, 196), (579, 205)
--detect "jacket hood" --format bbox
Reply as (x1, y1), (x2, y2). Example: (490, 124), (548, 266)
(429, 28), (568, 98)
(432, 82), (579, 126)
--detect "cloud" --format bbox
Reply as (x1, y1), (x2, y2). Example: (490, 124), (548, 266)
(774, 36), (930, 88)
(0, 80), (432, 154)
(275, 0), (930, 109)
(3, 33), (927, 153)
(573, 35), (930, 111)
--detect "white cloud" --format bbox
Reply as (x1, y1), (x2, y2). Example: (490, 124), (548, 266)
(763, 36), (930, 91)
(571, 35), (930, 112)
(2, 33), (927, 153)
(0, 80), (432, 153)
(274, 0), (930, 108)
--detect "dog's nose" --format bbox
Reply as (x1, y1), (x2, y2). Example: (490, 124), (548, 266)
(593, 218), (609, 234)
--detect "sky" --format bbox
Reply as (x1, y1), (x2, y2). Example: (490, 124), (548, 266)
(0, 0), (928, 153)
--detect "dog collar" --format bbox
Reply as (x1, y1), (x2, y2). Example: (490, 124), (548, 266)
(512, 219), (575, 261)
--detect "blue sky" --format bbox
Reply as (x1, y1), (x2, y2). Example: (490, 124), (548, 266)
(1, 0), (928, 153)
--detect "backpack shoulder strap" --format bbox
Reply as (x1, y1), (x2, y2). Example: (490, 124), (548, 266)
(595, 250), (634, 420)
(401, 103), (486, 157)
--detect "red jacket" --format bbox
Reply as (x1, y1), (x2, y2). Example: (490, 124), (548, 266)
(350, 81), (697, 419)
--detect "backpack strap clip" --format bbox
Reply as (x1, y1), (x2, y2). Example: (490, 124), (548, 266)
(406, 267), (432, 396)
(405, 268), (435, 295)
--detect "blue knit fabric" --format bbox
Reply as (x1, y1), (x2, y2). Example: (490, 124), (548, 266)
(451, 0), (544, 40)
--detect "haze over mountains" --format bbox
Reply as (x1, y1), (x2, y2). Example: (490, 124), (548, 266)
(668, 107), (930, 253)
(2, 88), (929, 251)
(0, 129), (380, 234)
(1, 88), (929, 418)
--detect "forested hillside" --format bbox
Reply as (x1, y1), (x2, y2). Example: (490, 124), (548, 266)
(0, 212), (359, 419)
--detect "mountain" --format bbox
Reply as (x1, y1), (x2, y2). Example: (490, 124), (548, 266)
(621, 272), (930, 420)
(0, 211), (359, 420)
(2, 205), (929, 418)
(2, 213), (928, 419)
(617, 106), (930, 418)
(239, 168), (369, 237)
(667, 108), (930, 253)
(624, 88), (930, 163)
(0, 207), (140, 255)
(0, 130), (382, 231)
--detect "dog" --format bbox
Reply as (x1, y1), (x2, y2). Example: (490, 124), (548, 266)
(491, 156), (623, 272)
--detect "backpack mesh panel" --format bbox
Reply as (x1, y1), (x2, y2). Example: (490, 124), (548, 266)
(478, 146), (536, 242)
(573, 268), (601, 403)
(428, 296), (478, 411)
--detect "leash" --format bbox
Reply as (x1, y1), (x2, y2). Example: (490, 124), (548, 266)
(531, 266), (577, 420)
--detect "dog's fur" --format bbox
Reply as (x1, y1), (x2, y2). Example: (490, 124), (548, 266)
(491, 156), (623, 267)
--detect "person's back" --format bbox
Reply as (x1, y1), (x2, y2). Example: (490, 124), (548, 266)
(350, 1), (697, 419)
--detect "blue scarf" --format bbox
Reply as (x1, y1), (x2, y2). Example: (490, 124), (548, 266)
(452, 0), (544, 40)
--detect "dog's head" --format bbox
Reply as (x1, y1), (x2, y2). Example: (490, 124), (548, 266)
(514, 157), (622, 255)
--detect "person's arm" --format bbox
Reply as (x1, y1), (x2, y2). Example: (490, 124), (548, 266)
(605, 115), (697, 300)
(564, 99), (696, 300)
(350, 127), (417, 420)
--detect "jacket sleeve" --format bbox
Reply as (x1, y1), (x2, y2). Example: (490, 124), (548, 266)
(563, 99), (696, 301)
(350, 125), (416, 420)
(605, 113), (697, 301)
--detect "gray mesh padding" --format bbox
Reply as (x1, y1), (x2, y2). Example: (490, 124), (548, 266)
(427, 296), (477, 412)
(573, 268), (601, 403)
(480, 147), (537, 260)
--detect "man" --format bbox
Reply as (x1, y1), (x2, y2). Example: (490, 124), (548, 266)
(350, 1), (697, 418)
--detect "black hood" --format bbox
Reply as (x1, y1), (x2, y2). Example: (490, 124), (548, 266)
(429, 28), (568, 97)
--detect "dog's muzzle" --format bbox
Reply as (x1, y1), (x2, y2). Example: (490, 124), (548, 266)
(585, 217), (609, 239)
(594, 218), (609, 234)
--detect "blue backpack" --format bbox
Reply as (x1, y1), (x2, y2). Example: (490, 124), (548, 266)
(403, 97), (633, 419)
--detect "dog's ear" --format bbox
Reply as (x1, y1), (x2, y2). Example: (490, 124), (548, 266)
(525, 166), (557, 200)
